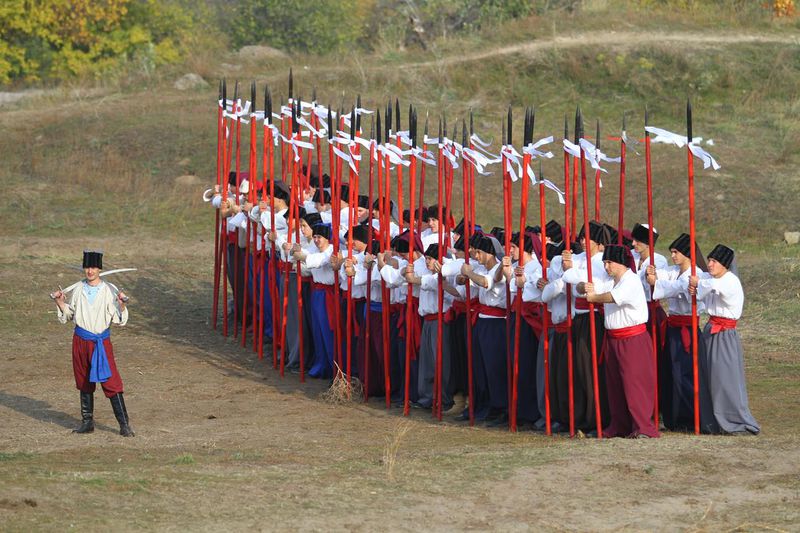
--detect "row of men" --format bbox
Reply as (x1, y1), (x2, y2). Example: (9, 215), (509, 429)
(210, 171), (760, 437)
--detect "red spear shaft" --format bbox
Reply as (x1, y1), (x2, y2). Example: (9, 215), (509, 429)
(503, 111), (513, 423)
(213, 83), (223, 330)
(242, 84), (257, 349)
(511, 118), (531, 433)
(294, 121), (305, 379)
(563, 116), (576, 437)
(539, 161), (552, 436)
(403, 109), (417, 416)
(687, 100), (700, 435)
(434, 119), (445, 419)
(617, 115), (627, 243)
(643, 108), (659, 424)
(364, 122), (375, 401)
(346, 107), (359, 383)
(382, 127), (393, 409)
(578, 109), (603, 439)
(233, 97), (243, 340)
(465, 117), (475, 426)
(594, 121), (602, 221)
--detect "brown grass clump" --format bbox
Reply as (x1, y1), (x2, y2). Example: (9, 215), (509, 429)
(319, 363), (363, 404)
(382, 420), (413, 482)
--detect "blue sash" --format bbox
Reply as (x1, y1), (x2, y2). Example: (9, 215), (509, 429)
(74, 326), (112, 383)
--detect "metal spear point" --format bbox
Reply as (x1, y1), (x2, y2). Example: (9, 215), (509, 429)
(462, 118), (467, 147)
(424, 110), (429, 138)
(376, 109), (382, 145)
(395, 98), (401, 132)
(265, 85), (272, 125)
(222, 78), (227, 108)
(507, 106), (513, 146)
(288, 68), (293, 101)
(328, 106), (333, 140)
(408, 103), (413, 137)
(386, 99), (392, 136)
(350, 107), (356, 141)
(442, 112), (447, 140)
(356, 94), (362, 132)
(251, 81), (256, 113)
(687, 99), (693, 142)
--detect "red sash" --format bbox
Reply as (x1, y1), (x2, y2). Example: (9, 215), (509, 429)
(313, 282), (336, 330)
(666, 314), (694, 353)
(574, 297), (602, 313)
(605, 323), (647, 339)
(709, 315), (737, 334)
(452, 298), (479, 316)
(471, 304), (505, 326)
(553, 321), (570, 334)
(520, 301), (544, 338)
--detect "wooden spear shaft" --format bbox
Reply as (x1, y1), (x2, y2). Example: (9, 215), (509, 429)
(579, 113), (603, 439)
(563, 120), (576, 438)
(687, 100), (700, 436)
(213, 91), (223, 330)
(644, 111), (659, 425)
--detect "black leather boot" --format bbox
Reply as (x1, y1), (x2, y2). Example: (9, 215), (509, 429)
(73, 392), (95, 433)
(109, 393), (135, 437)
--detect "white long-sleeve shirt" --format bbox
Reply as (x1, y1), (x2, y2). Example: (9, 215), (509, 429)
(58, 281), (128, 334)
(561, 251), (605, 315)
(304, 245), (335, 285)
(590, 269), (649, 330)
(652, 265), (706, 316)
(634, 252), (668, 302)
(695, 271), (743, 319)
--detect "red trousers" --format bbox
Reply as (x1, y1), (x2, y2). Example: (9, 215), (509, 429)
(72, 333), (124, 398)
(603, 331), (660, 438)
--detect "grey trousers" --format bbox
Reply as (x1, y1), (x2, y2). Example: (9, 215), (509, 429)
(418, 320), (452, 408)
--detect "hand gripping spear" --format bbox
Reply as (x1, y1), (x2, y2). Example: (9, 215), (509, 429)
(213, 80), (223, 331)
(687, 100), (700, 435)
(511, 108), (532, 433)
(403, 108), (418, 416)
(562, 115), (576, 437)
(643, 106), (660, 424)
(578, 107), (604, 439)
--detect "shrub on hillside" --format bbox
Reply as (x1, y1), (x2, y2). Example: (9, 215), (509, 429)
(0, 0), (201, 84)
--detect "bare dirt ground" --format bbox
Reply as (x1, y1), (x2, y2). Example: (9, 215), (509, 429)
(0, 235), (798, 532)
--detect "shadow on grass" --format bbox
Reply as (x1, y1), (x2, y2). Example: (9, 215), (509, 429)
(0, 390), (117, 433)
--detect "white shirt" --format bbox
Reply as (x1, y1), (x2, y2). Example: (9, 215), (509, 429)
(419, 271), (454, 315)
(475, 262), (507, 315)
(58, 281), (128, 334)
(591, 269), (649, 330)
(541, 256), (569, 324)
(561, 251), (605, 315)
(652, 265), (706, 316)
(634, 252), (668, 302)
(695, 271), (743, 319)
(304, 245), (335, 285)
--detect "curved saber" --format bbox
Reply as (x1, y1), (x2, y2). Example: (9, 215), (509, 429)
(54, 268), (139, 297)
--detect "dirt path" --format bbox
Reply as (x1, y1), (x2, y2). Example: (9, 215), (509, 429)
(403, 30), (800, 70)
(0, 235), (798, 531)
